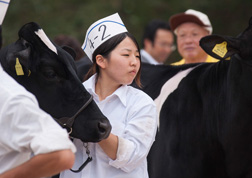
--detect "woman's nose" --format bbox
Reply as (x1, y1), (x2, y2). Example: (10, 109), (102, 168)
(130, 56), (138, 65)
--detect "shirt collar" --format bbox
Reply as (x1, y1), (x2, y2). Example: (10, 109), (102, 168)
(179, 55), (219, 64)
(83, 74), (127, 107)
(140, 49), (162, 65)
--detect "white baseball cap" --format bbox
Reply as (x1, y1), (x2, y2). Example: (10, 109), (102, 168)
(82, 13), (128, 61)
(169, 9), (212, 34)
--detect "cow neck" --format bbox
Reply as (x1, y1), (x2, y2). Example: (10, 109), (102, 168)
(235, 54), (252, 68)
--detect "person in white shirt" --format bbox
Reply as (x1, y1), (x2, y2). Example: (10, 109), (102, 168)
(60, 13), (157, 178)
(0, 64), (76, 178)
(0, 2), (75, 177)
(140, 19), (175, 65)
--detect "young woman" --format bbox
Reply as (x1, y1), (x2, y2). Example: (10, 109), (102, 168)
(60, 14), (157, 178)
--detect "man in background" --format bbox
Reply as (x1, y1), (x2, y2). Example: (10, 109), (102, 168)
(170, 9), (219, 65)
(141, 19), (175, 65)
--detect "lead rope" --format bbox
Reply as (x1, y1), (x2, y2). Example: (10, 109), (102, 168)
(70, 143), (93, 173)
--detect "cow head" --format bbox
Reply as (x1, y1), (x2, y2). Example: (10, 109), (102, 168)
(200, 16), (252, 61)
(0, 22), (111, 142)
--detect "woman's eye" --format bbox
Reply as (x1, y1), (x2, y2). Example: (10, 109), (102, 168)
(122, 54), (129, 56)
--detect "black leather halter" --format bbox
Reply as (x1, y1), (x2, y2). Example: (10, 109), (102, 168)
(54, 95), (93, 134)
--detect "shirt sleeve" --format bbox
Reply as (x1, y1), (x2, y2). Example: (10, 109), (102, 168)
(108, 94), (157, 172)
(1, 93), (76, 155)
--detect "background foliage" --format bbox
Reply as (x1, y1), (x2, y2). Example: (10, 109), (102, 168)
(2, 0), (252, 64)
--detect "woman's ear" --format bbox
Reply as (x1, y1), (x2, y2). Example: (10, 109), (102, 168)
(96, 55), (106, 68)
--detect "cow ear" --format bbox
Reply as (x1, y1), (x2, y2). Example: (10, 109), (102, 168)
(7, 38), (32, 77)
(200, 35), (240, 60)
(61, 45), (76, 61)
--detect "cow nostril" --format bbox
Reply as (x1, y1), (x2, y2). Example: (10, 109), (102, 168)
(97, 120), (111, 139)
(98, 122), (107, 133)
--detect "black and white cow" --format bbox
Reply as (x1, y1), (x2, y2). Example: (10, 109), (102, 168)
(143, 17), (252, 178)
(0, 22), (111, 142)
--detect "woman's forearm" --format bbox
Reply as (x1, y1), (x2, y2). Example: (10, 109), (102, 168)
(98, 133), (118, 160)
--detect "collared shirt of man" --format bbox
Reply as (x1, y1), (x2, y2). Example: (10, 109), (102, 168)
(140, 49), (162, 65)
(0, 65), (76, 173)
(171, 55), (219, 65)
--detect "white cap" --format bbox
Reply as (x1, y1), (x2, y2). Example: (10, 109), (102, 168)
(0, 0), (10, 25)
(82, 13), (128, 61)
(169, 9), (212, 34)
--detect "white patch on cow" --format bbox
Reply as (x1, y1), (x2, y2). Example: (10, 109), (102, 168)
(154, 67), (197, 128)
(35, 29), (58, 55)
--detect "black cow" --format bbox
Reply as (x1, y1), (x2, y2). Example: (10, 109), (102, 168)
(144, 17), (252, 178)
(0, 22), (111, 142)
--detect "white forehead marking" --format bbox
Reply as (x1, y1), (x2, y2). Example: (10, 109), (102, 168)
(154, 66), (197, 129)
(35, 29), (58, 54)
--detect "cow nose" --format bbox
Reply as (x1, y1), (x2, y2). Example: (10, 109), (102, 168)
(98, 120), (111, 138)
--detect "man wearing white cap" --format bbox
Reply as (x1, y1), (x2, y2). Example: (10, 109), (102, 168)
(170, 9), (219, 65)
(60, 13), (157, 178)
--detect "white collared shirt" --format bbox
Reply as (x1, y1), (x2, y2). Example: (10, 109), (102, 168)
(61, 74), (157, 178)
(0, 65), (76, 173)
(140, 49), (162, 65)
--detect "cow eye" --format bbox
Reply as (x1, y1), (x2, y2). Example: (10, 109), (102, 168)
(43, 68), (58, 79)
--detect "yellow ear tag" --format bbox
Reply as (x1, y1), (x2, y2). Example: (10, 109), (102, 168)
(15, 58), (24, 76)
(212, 41), (228, 58)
